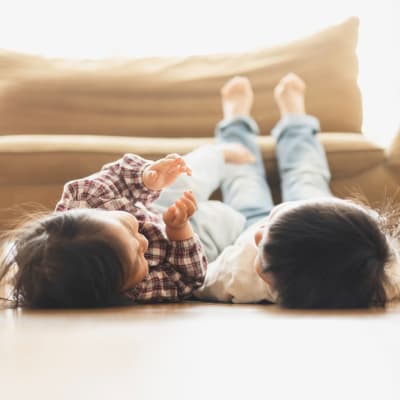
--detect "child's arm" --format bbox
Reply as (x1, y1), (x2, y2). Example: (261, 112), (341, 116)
(126, 191), (208, 302)
(55, 153), (190, 212)
(128, 235), (207, 302)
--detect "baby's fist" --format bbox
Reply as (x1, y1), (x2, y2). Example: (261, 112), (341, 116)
(163, 191), (197, 240)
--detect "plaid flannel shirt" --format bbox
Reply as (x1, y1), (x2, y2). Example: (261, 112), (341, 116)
(55, 154), (207, 303)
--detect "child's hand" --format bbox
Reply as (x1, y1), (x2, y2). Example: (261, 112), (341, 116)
(163, 190), (197, 240)
(143, 154), (192, 191)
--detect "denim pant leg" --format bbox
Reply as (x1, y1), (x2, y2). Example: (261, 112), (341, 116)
(216, 117), (275, 228)
(271, 114), (333, 201)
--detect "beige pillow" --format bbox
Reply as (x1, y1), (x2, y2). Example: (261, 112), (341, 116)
(0, 17), (361, 138)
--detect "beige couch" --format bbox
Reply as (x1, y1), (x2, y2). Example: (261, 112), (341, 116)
(0, 17), (399, 230)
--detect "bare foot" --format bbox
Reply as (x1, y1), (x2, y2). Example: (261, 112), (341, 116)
(274, 73), (306, 117)
(221, 76), (254, 120)
(219, 142), (256, 164)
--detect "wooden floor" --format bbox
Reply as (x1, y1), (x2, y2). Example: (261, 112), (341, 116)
(1, 302), (399, 400)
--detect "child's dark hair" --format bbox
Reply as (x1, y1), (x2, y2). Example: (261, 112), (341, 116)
(0, 211), (126, 308)
(262, 201), (391, 309)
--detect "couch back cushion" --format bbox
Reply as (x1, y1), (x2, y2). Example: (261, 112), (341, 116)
(0, 18), (361, 138)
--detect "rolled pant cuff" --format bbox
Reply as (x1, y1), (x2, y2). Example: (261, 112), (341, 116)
(271, 114), (320, 141)
(216, 116), (260, 135)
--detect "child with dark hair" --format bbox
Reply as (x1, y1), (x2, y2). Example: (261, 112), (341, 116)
(0, 140), (254, 308)
(195, 73), (400, 308)
(2, 73), (399, 309)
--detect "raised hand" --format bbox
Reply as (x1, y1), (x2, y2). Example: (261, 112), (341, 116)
(163, 190), (197, 241)
(143, 154), (192, 191)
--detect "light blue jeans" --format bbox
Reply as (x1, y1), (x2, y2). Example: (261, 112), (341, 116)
(154, 114), (332, 260)
(216, 114), (333, 228)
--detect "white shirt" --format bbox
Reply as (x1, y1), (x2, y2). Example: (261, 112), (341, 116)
(194, 219), (278, 304)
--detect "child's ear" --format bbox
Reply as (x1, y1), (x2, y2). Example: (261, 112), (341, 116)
(254, 225), (267, 246)
(254, 230), (263, 246)
(255, 259), (273, 286)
